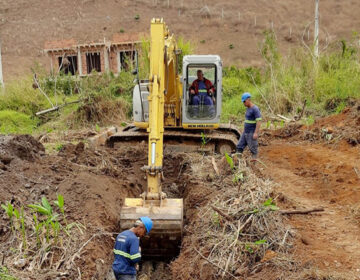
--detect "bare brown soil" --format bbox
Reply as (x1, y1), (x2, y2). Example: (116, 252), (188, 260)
(1, 0), (360, 80)
(259, 105), (360, 278)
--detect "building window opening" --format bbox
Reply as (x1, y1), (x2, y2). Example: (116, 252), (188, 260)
(58, 55), (78, 75)
(86, 52), (101, 73)
(119, 50), (136, 71)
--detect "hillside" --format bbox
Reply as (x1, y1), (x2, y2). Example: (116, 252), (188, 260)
(1, 0), (360, 80)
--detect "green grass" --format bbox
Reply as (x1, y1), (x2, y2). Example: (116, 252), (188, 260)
(0, 77), (49, 116)
(0, 266), (18, 280)
(0, 110), (38, 134)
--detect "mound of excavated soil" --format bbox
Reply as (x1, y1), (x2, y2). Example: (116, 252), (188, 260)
(270, 102), (360, 146)
(259, 104), (360, 278)
(0, 134), (45, 163)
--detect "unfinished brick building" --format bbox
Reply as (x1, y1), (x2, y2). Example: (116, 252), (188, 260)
(44, 33), (140, 76)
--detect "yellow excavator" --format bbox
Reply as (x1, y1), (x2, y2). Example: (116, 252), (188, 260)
(107, 18), (240, 258)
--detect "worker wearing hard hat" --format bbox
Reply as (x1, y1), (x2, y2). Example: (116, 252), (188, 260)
(112, 216), (153, 280)
(236, 93), (262, 159)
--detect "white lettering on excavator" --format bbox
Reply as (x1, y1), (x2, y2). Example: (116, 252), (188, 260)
(188, 124), (214, 128)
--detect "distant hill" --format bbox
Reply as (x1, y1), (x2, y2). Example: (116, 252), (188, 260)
(1, 0), (359, 80)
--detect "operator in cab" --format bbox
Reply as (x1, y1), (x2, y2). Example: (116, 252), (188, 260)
(189, 69), (215, 117)
(112, 216), (153, 280)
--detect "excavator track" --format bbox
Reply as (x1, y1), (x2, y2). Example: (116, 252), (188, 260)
(106, 124), (241, 154)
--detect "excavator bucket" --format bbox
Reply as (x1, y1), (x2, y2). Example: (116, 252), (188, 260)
(120, 198), (183, 259)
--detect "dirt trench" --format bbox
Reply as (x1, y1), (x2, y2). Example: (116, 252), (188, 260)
(0, 134), (195, 280)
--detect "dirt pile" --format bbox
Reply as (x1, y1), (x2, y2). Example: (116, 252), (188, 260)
(0, 134), (45, 163)
(0, 134), (190, 280)
(272, 102), (360, 146)
(260, 105), (360, 279)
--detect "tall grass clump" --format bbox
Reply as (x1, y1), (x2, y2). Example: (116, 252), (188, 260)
(0, 76), (49, 116)
(0, 110), (38, 134)
(222, 30), (360, 123)
(258, 30), (360, 115)
(222, 66), (260, 123)
(176, 36), (195, 73)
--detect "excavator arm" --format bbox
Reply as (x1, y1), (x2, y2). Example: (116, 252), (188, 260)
(119, 19), (184, 259)
(145, 19), (166, 199)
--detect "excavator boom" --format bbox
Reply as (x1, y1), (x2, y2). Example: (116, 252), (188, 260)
(119, 19), (184, 258)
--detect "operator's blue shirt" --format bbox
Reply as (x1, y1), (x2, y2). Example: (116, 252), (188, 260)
(112, 230), (141, 275)
(198, 80), (207, 96)
(244, 105), (262, 133)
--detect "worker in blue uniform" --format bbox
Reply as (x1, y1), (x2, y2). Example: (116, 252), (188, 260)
(112, 216), (153, 280)
(236, 92), (262, 159)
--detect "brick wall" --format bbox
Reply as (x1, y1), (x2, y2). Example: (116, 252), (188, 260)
(46, 42), (139, 76)
(109, 48), (118, 73)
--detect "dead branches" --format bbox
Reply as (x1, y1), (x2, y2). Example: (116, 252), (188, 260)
(194, 248), (239, 280)
(280, 207), (324, 215)
(172, 153), (293, 279)
(211, 206), (233, 222)
(211, 157), (220, 176)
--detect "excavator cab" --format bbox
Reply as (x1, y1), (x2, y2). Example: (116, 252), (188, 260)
(182, 55), (222, 129)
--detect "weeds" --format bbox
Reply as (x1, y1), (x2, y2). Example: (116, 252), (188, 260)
(224, 152), (234, 169)
(29, 196), (60, 243)
(0, 266), (18, 280)
(53, 194), (67, 225)
(1, 202), (15, 233)
(0, 110), (38, 134)
(1, 195), (86, 279)
(1, 195), (81, 253)
(55, 143), (63, 151)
